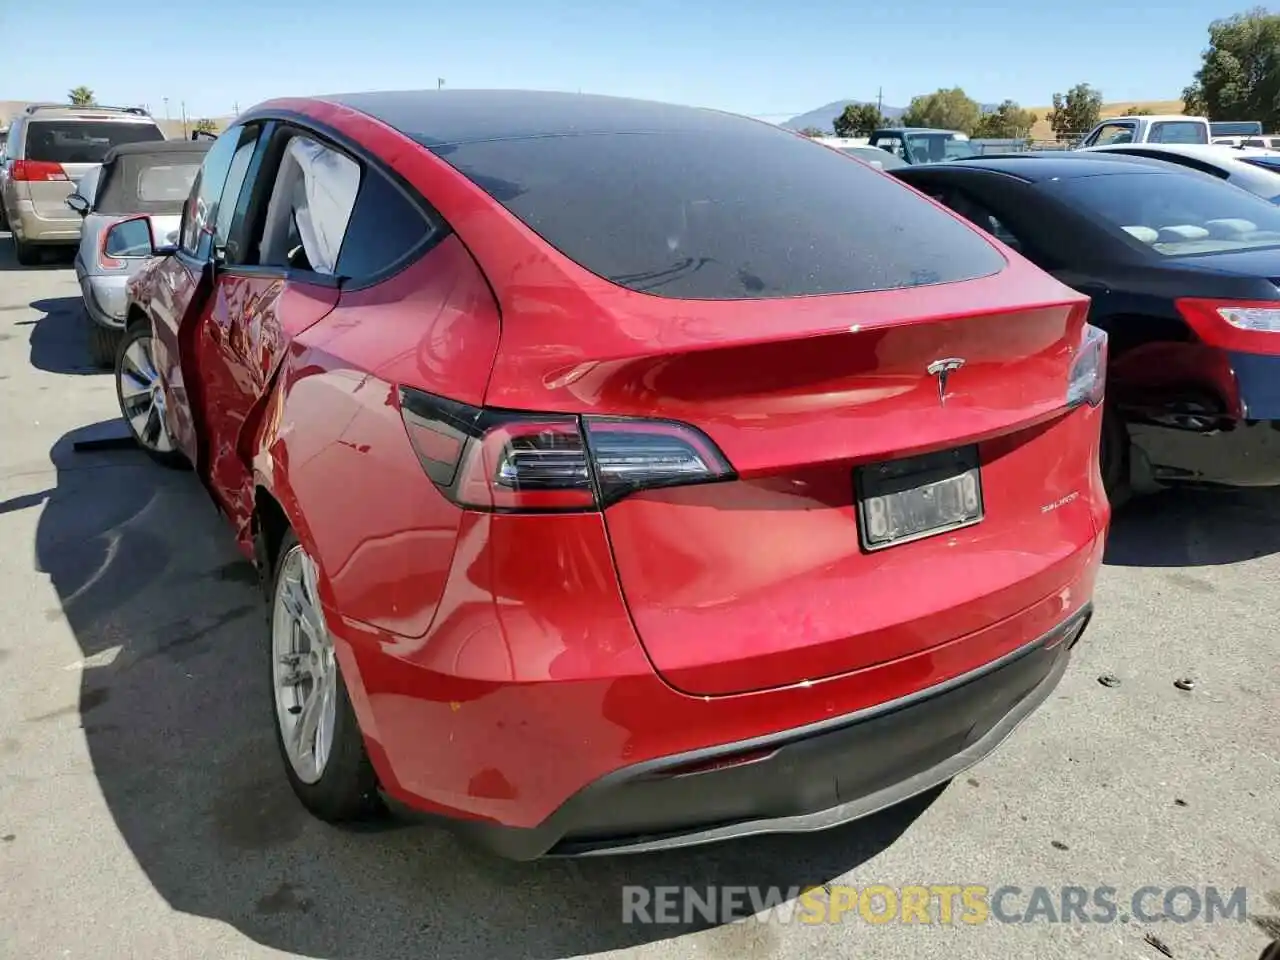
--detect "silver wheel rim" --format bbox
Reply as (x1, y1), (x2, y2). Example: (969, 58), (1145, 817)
(118, 335), (174, 453)
(272, 545), (338, 785)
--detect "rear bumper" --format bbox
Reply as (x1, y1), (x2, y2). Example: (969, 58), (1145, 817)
(328, 505), (1104, 861)
(80, 273), (130, 329)
(456, 605), (1091, 859)
(13, 203), (81, 244)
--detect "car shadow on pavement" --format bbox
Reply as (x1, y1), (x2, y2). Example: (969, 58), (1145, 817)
(1103, 486), (1280, 567)
(32, 419), (935, 960)
(0, 232), (74, 271)
(27, 296), (103, 376)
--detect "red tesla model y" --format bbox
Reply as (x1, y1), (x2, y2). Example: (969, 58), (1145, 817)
(112, 90), (1109, 858)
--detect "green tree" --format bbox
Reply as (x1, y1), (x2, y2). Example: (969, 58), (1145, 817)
(797, 126), (827, 137)
(972, 100), (1039, 139)
(67, 86), (95, 107)
(1047, 83), (1103, 140)
(1182, 8), (1280, 127)
(832, 103), (885, 137)
(1126, 106), (1155, 115)
(193, 118), (218, 134)
(900, 88), (982, 134)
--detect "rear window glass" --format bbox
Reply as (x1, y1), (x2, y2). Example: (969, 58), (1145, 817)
(1046, 171), (1280, 256)
(430, 127), (1005, 299)
(906, 134), (978, 162)
(137, 162), (201, 203)
(24, 120), (164, 164)
(1149, 122), (1209, 144)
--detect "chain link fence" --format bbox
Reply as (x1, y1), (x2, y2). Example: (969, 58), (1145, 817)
(969, 136), (1088, 154)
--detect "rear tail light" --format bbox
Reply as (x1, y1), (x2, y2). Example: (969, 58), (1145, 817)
(1067, 324), (1108, 408)
(1177, 298), (1280, 353)
(399, 387), (735, 512)
(11, 160), (69, 182)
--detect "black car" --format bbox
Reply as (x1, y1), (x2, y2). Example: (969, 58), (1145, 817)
(891, 154), (1280, 502)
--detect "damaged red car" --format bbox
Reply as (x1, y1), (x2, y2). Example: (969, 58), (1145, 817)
(114, 90), (1109, 858)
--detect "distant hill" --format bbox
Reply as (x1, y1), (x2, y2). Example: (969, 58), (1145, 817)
(784, 97), (1185, 137)
(783, 98), (1002, 133)
(1025, 99), (1185, 140)
(782, 100), (905, 132)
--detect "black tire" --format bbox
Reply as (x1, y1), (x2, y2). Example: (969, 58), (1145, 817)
(269, 530), (383, 822)
(1100, 404), (1131, 508)
(88, 322), (121, 369)
(13, 237), (40, 266)
(114, 322), (188, 469)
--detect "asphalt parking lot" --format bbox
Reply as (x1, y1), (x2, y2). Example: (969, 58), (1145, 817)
(0, 230), (1277, 960)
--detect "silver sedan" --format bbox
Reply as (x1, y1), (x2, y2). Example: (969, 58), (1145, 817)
(67, 139), (208, 366)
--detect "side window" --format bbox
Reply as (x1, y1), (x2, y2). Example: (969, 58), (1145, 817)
(875, 136), (906, 159)
(256, 135), (361, 275)
(335, 168), (437, 280)
(1089, 123), (1135, 146)
(179, 124), (262, 257)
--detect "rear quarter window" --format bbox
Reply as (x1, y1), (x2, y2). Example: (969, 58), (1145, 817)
(24, 120), (164, 164)
(137, 162), (201, 203)
(431, 125), (1006, 299)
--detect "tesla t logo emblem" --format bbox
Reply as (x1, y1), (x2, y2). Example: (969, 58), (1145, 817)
(926, 358), (966, 406)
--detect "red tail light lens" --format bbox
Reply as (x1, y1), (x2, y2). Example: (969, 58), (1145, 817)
(399, 387), (735, 512)
(11, 160), (69, 182)
(1176, 298), (1280, 354)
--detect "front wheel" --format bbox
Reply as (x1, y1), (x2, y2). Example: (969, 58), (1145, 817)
(270, 531), (382, 822)
(114, 323), (187, 469)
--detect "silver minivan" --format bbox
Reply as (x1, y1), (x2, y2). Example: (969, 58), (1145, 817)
(0, 103), (164, 265)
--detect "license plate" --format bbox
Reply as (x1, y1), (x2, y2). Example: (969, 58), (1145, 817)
(855, 446), (983, 551)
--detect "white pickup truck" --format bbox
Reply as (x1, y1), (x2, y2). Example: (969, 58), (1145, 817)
(1077, 114), (1211, 147)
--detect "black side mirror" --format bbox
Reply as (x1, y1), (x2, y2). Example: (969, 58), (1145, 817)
(66, 193), (90, 217)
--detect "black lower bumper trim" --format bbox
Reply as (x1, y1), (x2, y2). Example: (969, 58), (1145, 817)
(450, 604), (1093, 860)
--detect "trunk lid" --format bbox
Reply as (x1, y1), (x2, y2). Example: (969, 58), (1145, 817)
(488, 259), (1099, 696)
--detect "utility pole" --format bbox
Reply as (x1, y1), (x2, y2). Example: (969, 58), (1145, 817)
(233, 100), (239, 115)
(876, 87), (883, 117)
(163, 97), (170, 121)
(437, 78), (445, 90)
(181, 101), (188, 139)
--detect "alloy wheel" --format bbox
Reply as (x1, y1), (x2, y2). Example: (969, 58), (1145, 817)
(271, 545), (338, 785)
(117, 334), (175, 453)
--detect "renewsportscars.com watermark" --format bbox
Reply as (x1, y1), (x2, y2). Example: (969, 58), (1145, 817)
(622, 885), (1251, 926)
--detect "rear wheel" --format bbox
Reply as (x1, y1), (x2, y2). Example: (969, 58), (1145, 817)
(114, 322), (187, 468)
(1100, 405), (1130, 507)
(270, 531), (382, 822)
(13, 236), (40, 266)
(87, 322), (121, 369)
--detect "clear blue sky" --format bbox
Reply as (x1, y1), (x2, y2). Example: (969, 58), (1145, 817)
(0, 0), (1252, 121)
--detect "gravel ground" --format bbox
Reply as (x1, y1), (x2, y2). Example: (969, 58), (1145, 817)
(0, 232), (1277, 960)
